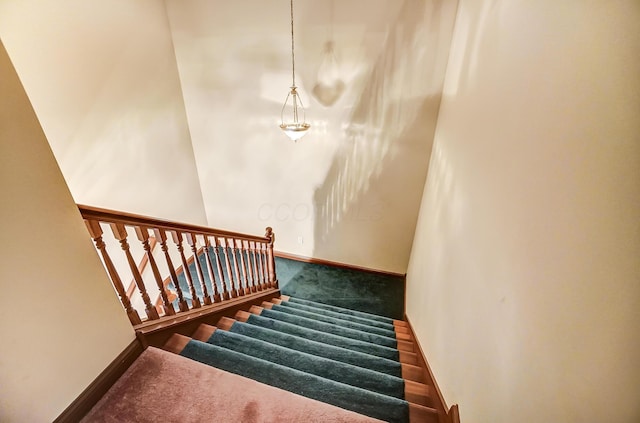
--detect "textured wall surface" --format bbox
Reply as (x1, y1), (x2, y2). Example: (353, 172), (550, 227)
(406, 1), (640, 422)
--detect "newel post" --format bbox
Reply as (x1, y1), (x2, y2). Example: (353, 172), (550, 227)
(265, 227), (278, 289)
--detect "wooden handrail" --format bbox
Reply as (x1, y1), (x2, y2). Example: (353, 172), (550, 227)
(78, 204), (270, 243)
(79, 204), (277, 327)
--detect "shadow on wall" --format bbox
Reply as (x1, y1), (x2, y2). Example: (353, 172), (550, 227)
(311, 0), (451, 272)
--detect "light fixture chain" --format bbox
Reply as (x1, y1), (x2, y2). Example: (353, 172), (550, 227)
(280, 0), (310, 141)
(290, 0), (296, 87)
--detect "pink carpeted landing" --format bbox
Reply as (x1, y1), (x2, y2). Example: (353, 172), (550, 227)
(81, 347), (383, 423)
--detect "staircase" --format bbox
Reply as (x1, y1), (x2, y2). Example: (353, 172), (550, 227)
(72, 206), (452, 423)
(162, 295), (440, 423)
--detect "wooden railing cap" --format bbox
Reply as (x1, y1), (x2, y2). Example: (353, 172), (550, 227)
(78, 204), (270, 243)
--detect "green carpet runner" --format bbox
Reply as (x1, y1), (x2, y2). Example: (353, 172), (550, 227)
(203, 329), (405, 398)
(288, 296), (396, 324)
(277, 300), (397, 330)
(268, 303), (398, 338)
(179, 340), (409, 422)
(175, 296), (418, 423)
(243, 313), (400, 360)
(227, 321), (403, 377)
(258, 308), (398, 348)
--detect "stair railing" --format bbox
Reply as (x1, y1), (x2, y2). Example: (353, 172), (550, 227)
(79, 204), (277, 326)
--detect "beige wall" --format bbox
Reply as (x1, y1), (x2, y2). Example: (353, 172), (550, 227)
(0, 0), (458, 272)
(0, 41), (134, 423)
(166, 0), (458, 273)
(0, 0), (207, 225)
(406, 1), (640, 422)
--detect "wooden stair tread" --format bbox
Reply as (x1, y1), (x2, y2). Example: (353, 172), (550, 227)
(192, 324), (216, 342)
(409, 403), (439, 423)
(235, 310), (251, 322)
(163, 333), (191, 355)
(399, 350), (419, 366)
(397, 339), (415, 352)
(395, 325), (411, 335)
(217, 316), (236, 331)
(405, 380), (435, 408)
(402, 364), (427, 384)
(249, 305), (264, 315)
(396, 332), (412, 342)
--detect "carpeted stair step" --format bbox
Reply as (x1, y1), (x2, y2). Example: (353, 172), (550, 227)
(212, 317), (404, 377)
(191, 324), (407, 399)
(236, 310), (401, 361)
(246, 307), (420, 366)
(163, 295), (437, 422)
(268, 300), (413, 344)
(163, 334), (434, 423)
(249, 305), (399, 348)
(268, 300), (413, 346)
(282, 295), (400, 325)
(261, 301), (399, 338)
(271, 297), (411, 342)
(272, 298), (399, 331)
(83, 347), (386, 423)
(278, 297), (413, 342)
(225, 315), (427, 384)
(194, 323), (433, 408)
(272, 298), (397, 330)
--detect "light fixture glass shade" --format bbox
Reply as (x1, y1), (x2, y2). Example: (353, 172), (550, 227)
(280, 86), (310, 142)
(280, 123), (311, 141)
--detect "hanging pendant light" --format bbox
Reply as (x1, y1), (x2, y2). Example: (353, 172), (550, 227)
(280, 0), (310, 142)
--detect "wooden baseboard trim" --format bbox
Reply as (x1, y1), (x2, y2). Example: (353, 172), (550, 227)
(53, 338), (144, 423)
(274, 251), (406, 279)
(404, 315), (460, 423)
